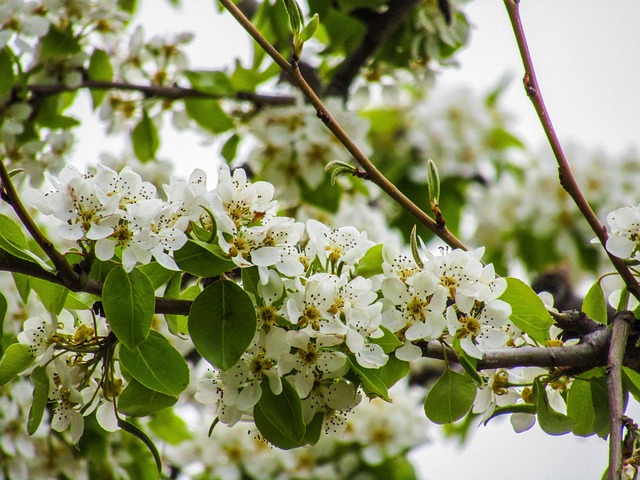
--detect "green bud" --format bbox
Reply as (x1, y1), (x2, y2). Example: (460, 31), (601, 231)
(300, 14), (319, 43)
(410, 225), (424, 269)
(427, 159), (440, 209)
(282, 0), (303, 35)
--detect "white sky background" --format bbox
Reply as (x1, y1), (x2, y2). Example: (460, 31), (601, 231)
(71, 1), (640, 479)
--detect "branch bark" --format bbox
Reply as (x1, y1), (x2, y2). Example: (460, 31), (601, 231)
(22, 81), (296, 106)
(502, 0), (640, 302)
(420, 325), (611, 371)
(608, 311), (633, 480)
(0, 159), (80, 290)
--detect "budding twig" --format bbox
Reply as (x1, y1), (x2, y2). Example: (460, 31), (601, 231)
(218, 0), (468, 251)
(503, 0), (640, 302)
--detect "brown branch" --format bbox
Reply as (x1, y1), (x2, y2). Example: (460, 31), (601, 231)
(0, 249), (192, 315)
(420, 326), (611, 370)
(0, 159), (81, 290)
(324, 0), (422, 98)
(608, 311), (633, 480)
(502, 0), (640, 302)
(219, 0), (468, 251)
(22, 81), (296, 106)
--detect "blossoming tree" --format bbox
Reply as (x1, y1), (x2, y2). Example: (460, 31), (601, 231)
(0, 1), (639, 479)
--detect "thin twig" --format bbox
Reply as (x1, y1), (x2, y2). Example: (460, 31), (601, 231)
(0, 159), (80, 289)
(218, 0), (467, 251)
(0, 250), (192, 315)
(503, 0), (640, 301)
(608, 311), (633, 480)
(23, 81), (296, 106)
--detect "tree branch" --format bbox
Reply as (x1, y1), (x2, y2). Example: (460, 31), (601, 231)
(503, 0), (640, 302)
(0, 159), (80, 290)
(324, 0), (422, 98)
(0, 249), (192, 315)
(218, 0), (468, 251)
(420, 325), (611, 370)
(608, 311), (633, 480)
(22, 81), (296, 107)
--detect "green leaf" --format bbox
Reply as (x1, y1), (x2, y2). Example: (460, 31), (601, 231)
(35, 94), (80, 129)
(484, 403), (537, 425)
(30, 278), (69, 315)
(103, 267), (155, 349)
(533, 378), (573, 435)
(27, 366), (49, 434)
(282, 0), (304, 34)
(88, 49), (114, 108)
(0, 48), (15, 98)
(119, 331), (190, 397)
(567, 374), (610, 438)
(137, 262), (174, 290)
(184, 70), (235, 96)
(302, 412), (324, 446)
(0, 343), (34, 386)
(623, 367), (640, 402)
(370, 326), (402, 354)
(300, 13), (320, 43)
(500, 278), (553, 345)
(118, 379), (178, 417)
(131, 109), (158, 162)
(348, 356), (389, 401)
(457, 352), (483, 386)
(368, 456), (419, 480)
(184, 98), (234, 134)
(12, 273), (30, 303)
(188, 279), (257, 371)
(64, 292), (94, 310)
(299, 175), (341, 213)
(424, 369), (476, 424)
(117, 418), (162, 474)
(254, 378), (306, 449)
(375, 355), (410, 390)
(0, 292), (7, 344)
(163, 274), (188, 336)
(354, 244), (384, 278)
(221, 133), (240, 163)
(174, 240), (235, 277)
(148, 408), (192, 445)
(0, 215), (51, 269)
(241, 266), (261, 302)
(582, 281), (608, 324)
(40, 26), (81, 59)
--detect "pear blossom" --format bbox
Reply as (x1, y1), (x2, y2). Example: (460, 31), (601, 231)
(306, 219), (373, 271)
(606, 204), (640, 259)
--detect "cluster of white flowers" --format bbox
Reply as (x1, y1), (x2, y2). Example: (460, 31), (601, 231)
(25, 164), (192, 271)
(17, 304), (118, 443)
(243, 96), (371, 206)
(169, 380), (428, 479)
(381, 244), (512, 360)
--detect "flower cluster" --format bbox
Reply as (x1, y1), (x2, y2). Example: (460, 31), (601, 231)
(169, 380), (428, 479)
(17, 305), (119, 443)
(381, 244), (512, 360)
(25, 164), (193, 271)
